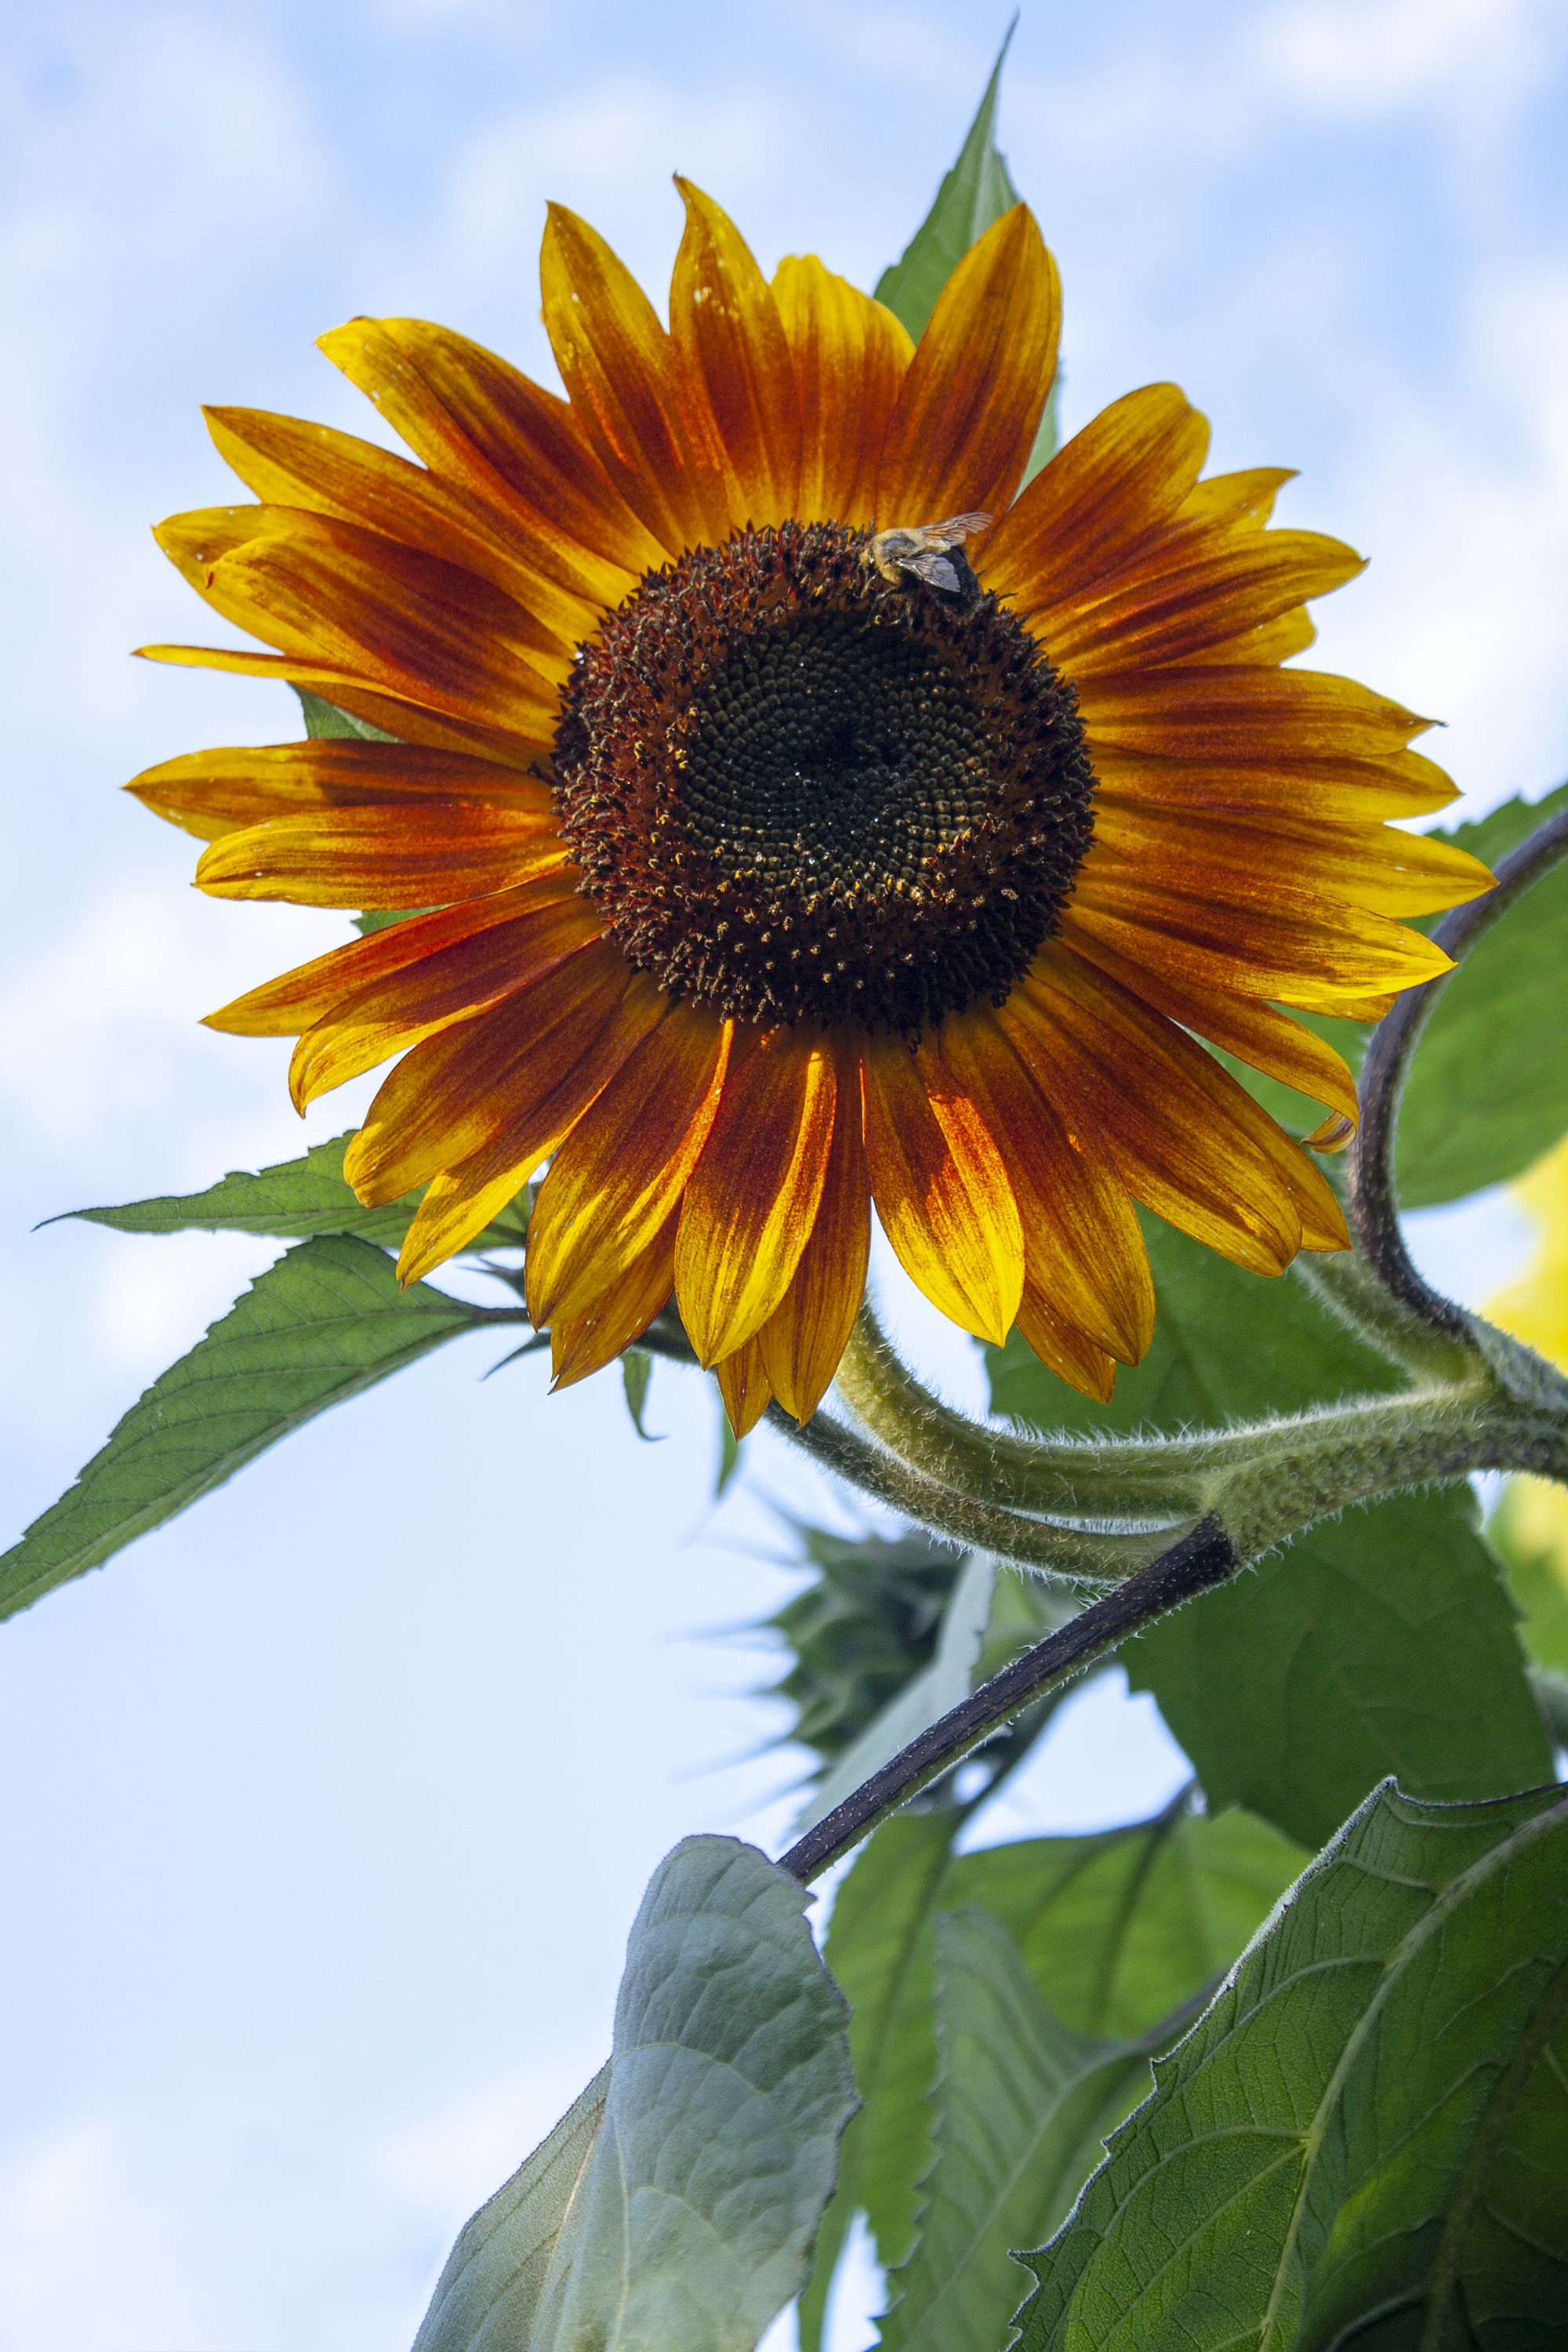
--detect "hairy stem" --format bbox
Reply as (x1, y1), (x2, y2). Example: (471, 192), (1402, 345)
(836, 1305), (1206, 1523)
(636, 1315), (1164, 1579)
(1348, 797), (1568, 1336)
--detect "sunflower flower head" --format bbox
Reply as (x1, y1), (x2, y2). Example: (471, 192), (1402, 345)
(129, 183), (1492, 1432)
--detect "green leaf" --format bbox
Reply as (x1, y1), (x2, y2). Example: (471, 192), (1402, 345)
(874, 22), (1022, 343)
(413, 1835), (857, 2352)
(412, 2067), (611, 2352)
(63, 1134), (531, 1252)
(799, 1809), (960, 2352)
(1017, 1779), (1568, 2350)
(295, 685), (394, 742)
(620, 1348), (658, 1439)
(0, 1236), (487, 1620)
(794, 1552), (994, 1835)
(798, 1801), (1304, 2350)
(1399, 781), (1568, 1207)
(988, 1222), (1550, 1845)
(1129, 1486), (1553, 1848)
(878, 1909), (1160, 2352)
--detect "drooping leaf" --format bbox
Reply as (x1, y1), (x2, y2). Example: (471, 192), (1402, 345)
(414, 1835), (857, 2352)
(412, 2067), (611, 2352)
(874, 23), (1022, 344)
(619, 1348), (658, 1439)
(1399, 780), (1568, 1206)
(1018, 1779), (1568, 2350)
(878, 1909), (1160, 2352)
(0, 1236), (489, 1619)
(988, 1221), (1550, 1845)
(798, 1801), (1305, 2350)
(63, 1135), (531, 1251)
(716, 1406), (743, 1497)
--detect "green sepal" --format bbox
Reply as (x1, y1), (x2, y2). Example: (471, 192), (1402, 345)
(620, 1348), (659, 1440)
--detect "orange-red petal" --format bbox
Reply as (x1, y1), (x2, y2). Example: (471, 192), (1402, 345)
(674, 1027), (837, 1364)
(540, 203), (729, 557)
(875, 206), (1060, 525)
(981, 383), (1209, 611)
(670, 181), (801, 532)
(526, 1007), (733, 1329)
(347, 946), (657, 1206)
(128, 739), (550, 844)
(862, 1029), (1023, 1345)
(716, 1337), (773, 1440)
(772, 256), (913, 524)
(550, 1214), (680, 1391)
(755, 1044), (870, 1421)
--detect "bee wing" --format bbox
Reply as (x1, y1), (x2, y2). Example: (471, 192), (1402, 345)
(906, 550), (964, 593)
(927, 510), (993, 547)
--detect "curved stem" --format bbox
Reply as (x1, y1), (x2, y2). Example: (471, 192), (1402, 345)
(635, 1315), (1164, 1579)
(779, 1516), (1239, 1882)
(836, 1304), (1207, 1523)
(1348, 798), (1568, 1335)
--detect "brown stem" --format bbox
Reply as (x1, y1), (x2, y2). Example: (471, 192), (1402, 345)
(777, 1515), (1239, 1882)
(1348, 798), (1568, 1336)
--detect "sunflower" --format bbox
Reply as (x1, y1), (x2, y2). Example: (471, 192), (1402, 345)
(129, 186), (1490, 1433)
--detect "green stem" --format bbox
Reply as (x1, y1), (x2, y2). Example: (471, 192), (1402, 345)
(636, 1315), (1163, 1580)
(836, 1305), (1206, 1523)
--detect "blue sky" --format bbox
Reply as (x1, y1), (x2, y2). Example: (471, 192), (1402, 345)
(2, 2), (1566, 2344)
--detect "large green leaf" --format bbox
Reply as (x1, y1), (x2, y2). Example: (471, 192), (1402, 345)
(798, 1802), (1304, 2350)
(0, 1236), (488, 1619)
(987, 1224), (1551, 1845)
(1399, 781), (1568, 1207)
(875, 27), (1022, 343)
(1490, 1480), (1568, 1677)
(879, 1908), (1157, 2352)
(412, 2067), (611, 2352)
(65, 1134), (529, 1251)
(413, 1835), (857, 2352)
(1130, 1486), (1552, 1847)
(1018, 1779), (1568, 2349)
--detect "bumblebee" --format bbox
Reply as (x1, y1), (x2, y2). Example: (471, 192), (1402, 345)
(866, 510), (993, 613)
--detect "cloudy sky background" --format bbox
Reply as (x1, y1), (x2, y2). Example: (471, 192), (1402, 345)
(2, 1), (1566, 2344)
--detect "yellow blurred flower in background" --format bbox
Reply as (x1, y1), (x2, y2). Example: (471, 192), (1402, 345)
(1488, 1128), (1568, 1669)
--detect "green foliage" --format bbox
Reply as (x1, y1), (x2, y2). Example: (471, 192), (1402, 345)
(879, 1908), (1160, 2352)
(0, 1236), (487, 1620)
(64, 1135), (530, 1250)
(295, 685), (393, 742)
(412, 1836), (856, 2352)
(765, 1523), (964, 1769)
(1399, 781), (1568, 1207)
(619, 1348), (658, 1439)
(989, 1222), (1549, 1844)
(797, 1799), (1305, 2351)
(1132, 1486), (1552, 1846)
(875, 24), (1021, 343)
(1018, 1780), (1568, 2349)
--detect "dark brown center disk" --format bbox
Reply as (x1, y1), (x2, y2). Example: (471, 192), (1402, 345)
(551, 521), (1095, 1035)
